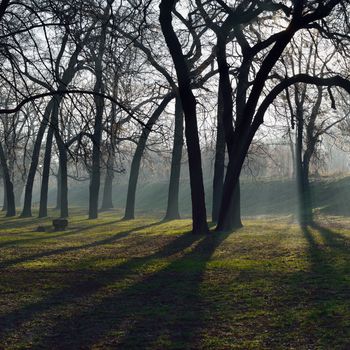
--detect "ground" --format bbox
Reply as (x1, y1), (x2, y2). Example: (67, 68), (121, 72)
(0, 210), (350, 349)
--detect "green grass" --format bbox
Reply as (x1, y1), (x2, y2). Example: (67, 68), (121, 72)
(1, 210), (350, 349)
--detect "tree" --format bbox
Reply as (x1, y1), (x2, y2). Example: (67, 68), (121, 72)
(279, 34), (348, 225)
(159, 0), (209, 234)
(213, 0), (350, 231)
(88, 0), (113, 219)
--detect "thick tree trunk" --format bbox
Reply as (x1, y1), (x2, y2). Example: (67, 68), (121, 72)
(0, 141), (15, 216)
(216, 130), (253, 232)
(182, 99), (209, 234)
(55, 134), (68, 218)
(160, 2), (209, 234)
(225, 180), (242, 230)
(212, 88), (225, 223)
(164, 96), (183, 220)
(88, 16), (108, 219)
(215, 34), (244, 231)
(123, 152), (140, 220)
(123, 93), (174, 220)
(38, 127), (54, 218)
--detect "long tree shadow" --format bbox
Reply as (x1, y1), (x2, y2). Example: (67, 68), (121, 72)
(0, 217), (132, 249)
(0, 230), (229, 349)
(0, 229), (209, 344)
(0, 221), (162, 269)
(36, 231), (229, 349)
(0, 229), (88, 249)
(300, 222), (350, 347)
(111, 232), (229, 349)
(0, 216), (44, 231)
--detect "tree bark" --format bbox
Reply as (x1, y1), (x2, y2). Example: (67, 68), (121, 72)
(50, 97), (68, 218)
(225, 180), (242, 230)
(100, 109), (117, 211)
(88, 4), (110, 219)
(89, 96), (103, 219)
(55, 133), (68, 218)
(212, 87), (225, 223)
(55, 165), (61, 210)
(216, 131), (253, 232)
(160, 0), (209, 234)
(0, 141), (15, 216)
(38, 126), (54, 218)
(164, 96), (183, 220)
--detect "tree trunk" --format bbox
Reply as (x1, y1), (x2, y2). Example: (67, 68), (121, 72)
(100, 159), (114, 210)
(2, 179), (7, 211)
(0, 141), (15, 216)
(295, 116), (313, 226)
(212, 87), (225, 223)
(88, 90), (104, 219)
(123, 93), (174, 220)
(50, 97), (68, 218)
(100, 115), (116, 211)
(164, 96), (183, 220)
(55, 165), (61, 210)
(88, 15), (108, 219)
(101, 81), (118, 211)
(214, 31), (245, 231)
(20, 100), (54, 217)
(123, 152), (139, 220)
(216, 130), (253, 232)
(159, 1), (209, 234)
(55, 134), (68, 218)
(38, 127), (54, 218)
(225, 180), (242, 230)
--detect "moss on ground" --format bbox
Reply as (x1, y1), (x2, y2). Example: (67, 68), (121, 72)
(0, 210), (349, 349)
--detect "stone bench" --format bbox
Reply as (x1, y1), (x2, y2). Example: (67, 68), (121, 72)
(52, 218), (68, 231)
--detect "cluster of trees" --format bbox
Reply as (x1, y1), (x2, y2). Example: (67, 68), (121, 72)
(0, 0), (350, 233)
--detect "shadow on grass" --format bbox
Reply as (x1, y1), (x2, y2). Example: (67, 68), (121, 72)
(300, 222), (350, 347)
(0, 221), (161, 269)
(0, 230), (229, 349)
(0, 216), (44, 230)
(0, 217), (133, 249)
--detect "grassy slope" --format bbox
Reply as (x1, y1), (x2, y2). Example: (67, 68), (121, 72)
(1, 211), (350, 349)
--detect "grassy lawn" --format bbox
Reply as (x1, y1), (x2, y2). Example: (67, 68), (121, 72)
(0, 210), (350, 349)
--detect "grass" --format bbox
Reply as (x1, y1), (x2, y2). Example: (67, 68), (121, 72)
(0, 210), (350, 349)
